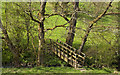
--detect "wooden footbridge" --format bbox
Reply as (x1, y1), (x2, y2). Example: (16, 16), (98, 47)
(47, 39), (85, 69)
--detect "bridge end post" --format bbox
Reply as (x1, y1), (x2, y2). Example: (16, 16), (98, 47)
(75, 54), (77, 69)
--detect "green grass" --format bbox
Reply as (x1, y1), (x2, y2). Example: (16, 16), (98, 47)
(2, 67), (119, 74)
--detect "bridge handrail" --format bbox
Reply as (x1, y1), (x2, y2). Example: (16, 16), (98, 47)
(54, 41), (85, 60)
(56, 39), (85, 57)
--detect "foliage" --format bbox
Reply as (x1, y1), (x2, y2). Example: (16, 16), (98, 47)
(2, 43), (13, 66)
(1, 1), (119, 71)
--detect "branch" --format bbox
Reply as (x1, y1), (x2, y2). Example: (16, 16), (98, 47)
(46, 25), (66, 31)
(90, 1), (113, 24)
(45, 13), (69, 22)
(14, 3), (40, 24)
(77, 1), (113, 53)
(58, 14), (69, 22)
(93, 25), (119, 29)
(105, 12), (120, 15)
(29, 9), (40, 23)
(45, 21), (70, 31)
(45, 10), (77, 31)
(98, 33), (111, 45)
(76, 27), (86, 32)
(29, 2), (41, 24)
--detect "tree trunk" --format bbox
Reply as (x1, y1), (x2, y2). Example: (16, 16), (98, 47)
(54, 2), (58, 12)
(1, 3), (21, 67)
(66, 2), (79, 46)
(77, 1), (113, 53)
(37, 2), (46, 66)
(117, 1), (120, 71)
(25, 17), (30, 50)
(1, 21), (20, 67)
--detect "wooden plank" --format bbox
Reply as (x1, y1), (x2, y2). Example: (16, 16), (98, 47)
(55, 42), (74, 53)
(64, 54), (68, 62)
(53, 49), (61, 58)
(54, 44), (85, 60)
(56, 45), (68, 60)
(60, 48), (84, 62)
(54, 42), (69, 53)
(72, 59), (77, 68)
(61, 51), (64, 59)
(58, 47), (68, 55)
(77, 55), (85, 60)
(53, 43), (84, 61)
(68, 60), (73, 66)
(57, 49), (61, 57)
(52, 48), (82, 68)
(79, 52), (86, 57)
(51, 39), (85, 68)
(68, 57), (79, 68)
(59, 41), (77, 52)
(54, 44), (72, 57)
(52, 46), (68, 61)
(53, 49), (58, 55)
(68, 52), (84, 60)
(55, 39), (85, 58)
(52, 49), (70, 64)
(53, 47), (57, 54)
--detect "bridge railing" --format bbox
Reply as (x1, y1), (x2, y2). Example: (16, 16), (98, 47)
(48, 39), (85, 68)
(56, 39), (85, 57)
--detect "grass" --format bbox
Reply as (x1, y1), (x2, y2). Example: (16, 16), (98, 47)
(2, 66), (119, 74)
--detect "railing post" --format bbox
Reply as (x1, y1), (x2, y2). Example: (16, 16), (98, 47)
(75, 54), (77, 69)
(50, 39), (85, 68)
